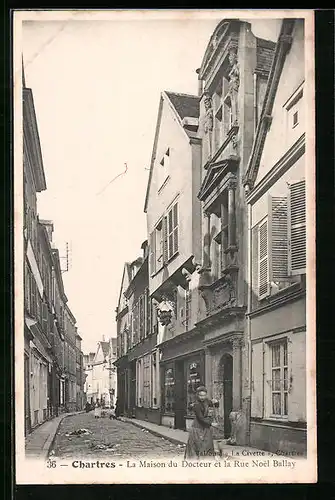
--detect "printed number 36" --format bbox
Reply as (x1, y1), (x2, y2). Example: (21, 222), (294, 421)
(46, 459), (56, 468)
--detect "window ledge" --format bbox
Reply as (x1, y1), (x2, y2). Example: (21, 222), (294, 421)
(158, 176), (170, 194)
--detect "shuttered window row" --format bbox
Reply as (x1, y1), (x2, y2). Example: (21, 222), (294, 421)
(149, 202), (178, 275)
(253, 179), (306, 300)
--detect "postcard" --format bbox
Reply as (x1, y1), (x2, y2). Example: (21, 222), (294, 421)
(14, 9), (316, 484)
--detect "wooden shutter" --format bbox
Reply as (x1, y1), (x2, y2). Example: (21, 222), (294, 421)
(173, 203), (178, 255)
(163, 215), (168, 263)
(269, 196), (288, 281)
(251, 341), (264, 418)
(251, 226), (259, 306)
(258, 219), (270, 299)
(288, 180), (306, 275)
(168, 208), (173, 259)
(288, 332), (306, 423)
(149, 231), (156, 275)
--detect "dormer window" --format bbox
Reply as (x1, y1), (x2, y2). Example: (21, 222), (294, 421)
(284, 83), (304, 144)
(292, 111), (299, 128)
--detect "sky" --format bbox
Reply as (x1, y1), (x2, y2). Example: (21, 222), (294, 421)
(22, 14), (281, 353)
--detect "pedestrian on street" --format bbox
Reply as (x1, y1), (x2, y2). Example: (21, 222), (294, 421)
(184, 386), (219, 460)
(94, 402), (101, 418)
(115, 398), (121, 419)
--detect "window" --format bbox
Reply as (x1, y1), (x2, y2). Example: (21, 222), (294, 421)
(158, 148), (170, 191)
(270, 340), (288, 417)
(145, 288), (150, 337)
(167, 202), (178, 260)
(285, 84), (304, 143)
(292, 111), (298, 128)
(163, 367), (175, 413)
(139, 294), (145, 341)
(186, 361), (202, 415)
(252, 180), (306, 300)
(142, 354), (151, 408)
(150, 201), (179, 274)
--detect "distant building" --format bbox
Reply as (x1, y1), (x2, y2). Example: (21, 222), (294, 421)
(84, 339), (117, 407)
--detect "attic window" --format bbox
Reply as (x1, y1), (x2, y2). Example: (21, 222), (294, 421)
(292, 111), (298, 128)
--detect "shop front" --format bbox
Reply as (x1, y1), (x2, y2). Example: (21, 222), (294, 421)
(160, 330), (205, 431)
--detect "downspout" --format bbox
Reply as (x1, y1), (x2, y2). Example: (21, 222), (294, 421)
(253, 72), (258, 134)
(246, 199), (252, 445)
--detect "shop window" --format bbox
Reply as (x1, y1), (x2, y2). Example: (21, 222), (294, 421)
(186, 361), (202, 415)
(163, 367), (175, 413)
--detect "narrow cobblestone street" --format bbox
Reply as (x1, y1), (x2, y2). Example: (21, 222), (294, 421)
(52, 412), (186, 460)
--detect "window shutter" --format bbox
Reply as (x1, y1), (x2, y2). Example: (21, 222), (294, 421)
(288, 332), (306, 423)
(258, 219), (270, 299)
(268, 196), (288, 281)
(149, 231), (156, 275)
(251, 226), (259, 306)
(173, 203), (178, 255)
(288, 180), (306, 275)
(251, 341), (264, 418)
(163, 216), (168, 263)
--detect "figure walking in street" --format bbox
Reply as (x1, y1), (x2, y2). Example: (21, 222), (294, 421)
(94, 402), (101, 419)
(184, 386), (219, 460)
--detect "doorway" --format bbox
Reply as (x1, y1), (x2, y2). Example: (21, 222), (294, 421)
(222, 353), (233, 438)
(174, 361), (186, 430)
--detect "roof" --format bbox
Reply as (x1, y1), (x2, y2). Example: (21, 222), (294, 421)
(100, 341), (110, 359)
(164, 91), (200, 120)
(244, 19), (296, 190)
(256, 38), (277, 74)
(144, 91), (200, 212)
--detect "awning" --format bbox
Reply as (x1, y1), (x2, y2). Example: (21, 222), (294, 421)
(25, 317), (53, 364)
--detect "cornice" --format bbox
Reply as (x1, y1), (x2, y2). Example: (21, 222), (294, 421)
(245, 134), (305, 204)
(248, 283), (305, 319)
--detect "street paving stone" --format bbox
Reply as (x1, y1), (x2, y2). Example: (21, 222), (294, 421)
(52, 412), (186, 460)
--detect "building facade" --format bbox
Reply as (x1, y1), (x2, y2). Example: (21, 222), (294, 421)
(144, 91), (205, 431)
(115, 242), (160, 424)
(192, 19), (276, 444)
(75, 332), (85, 410)
(23, 70), (84, 434)
(84, 339), (117, 407)
(23, 80), (53, 433)
(244, 18), (307, 454)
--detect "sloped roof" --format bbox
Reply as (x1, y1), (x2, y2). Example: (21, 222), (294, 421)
(144, 91), (200, 212)
(256, 38), (277, 74)
(165, 91), (200, 120)
(100, 341), (110, 359)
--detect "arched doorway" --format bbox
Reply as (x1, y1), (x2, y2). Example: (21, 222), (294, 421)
(220, 353), (233, 438)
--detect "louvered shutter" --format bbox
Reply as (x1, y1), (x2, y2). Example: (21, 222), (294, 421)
(251, 226), (259, 307)
(173, 203), (178, 255)
(288, 180), (306, 275)
(149, 231), (156, 275)
(251, 341), (264, 418)
(258, 219), (270, 299)
(287, 331), (306, 422)
(269, 196), (288, 281)
(163, 216), (168, 263)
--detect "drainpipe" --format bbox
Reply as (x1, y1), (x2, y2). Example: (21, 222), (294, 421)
(246, 200), (252, 445)
(253, 72), (258, 134)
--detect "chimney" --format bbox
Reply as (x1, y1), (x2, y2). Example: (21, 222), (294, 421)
(141, 239), (148, 259)
(196, 68), (203, 97)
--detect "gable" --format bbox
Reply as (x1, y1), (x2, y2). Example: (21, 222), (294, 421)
(144, 92), (200, 213)
(117, 263), (131, 314)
